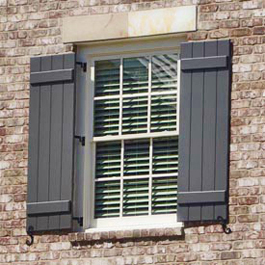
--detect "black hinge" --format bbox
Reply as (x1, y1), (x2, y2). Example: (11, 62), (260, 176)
(73, 217), (83, 227)
(76, 62), (87, 72)
(75, 136), (85, 146)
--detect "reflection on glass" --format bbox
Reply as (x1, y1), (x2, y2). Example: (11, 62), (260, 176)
(152, 54), (178, 92)
(123, 57), (148, 94)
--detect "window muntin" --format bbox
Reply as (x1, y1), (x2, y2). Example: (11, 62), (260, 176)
(92, 53), (179, 222)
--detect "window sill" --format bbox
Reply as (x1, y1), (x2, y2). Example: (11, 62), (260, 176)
(69, 224), (183, 242)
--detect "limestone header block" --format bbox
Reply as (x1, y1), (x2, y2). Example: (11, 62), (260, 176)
(62, 6), (197, 43)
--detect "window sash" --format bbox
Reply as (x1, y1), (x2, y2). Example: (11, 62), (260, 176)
(92, 54), (180, 140)
(93, 137), (178, 218)
(89, 51), (181, 224)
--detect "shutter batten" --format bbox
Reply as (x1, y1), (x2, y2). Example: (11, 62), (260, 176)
(27, 200), (71, 215)
(178, 40), (231, 222)
(181, 55), (228, 70)
(30, 69), (74, 84)
(178, 191), (226, 204)
(27, 53), (75, 233)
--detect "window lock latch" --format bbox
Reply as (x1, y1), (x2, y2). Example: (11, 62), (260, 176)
(75, 135), (85, 146)
(76, 62), (87, 72)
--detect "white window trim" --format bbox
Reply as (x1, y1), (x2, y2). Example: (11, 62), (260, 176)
(78, 36), (184, 230)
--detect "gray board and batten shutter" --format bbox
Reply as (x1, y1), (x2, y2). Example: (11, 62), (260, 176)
(178, 40), (232, 222)
(27, 53), (76, 233)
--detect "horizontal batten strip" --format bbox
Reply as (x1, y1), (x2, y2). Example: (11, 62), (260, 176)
(178, 190), (226, 204)
(181, 56), (227, 71)
(31, 69), (74, 84)
(27, 200), (71, 215)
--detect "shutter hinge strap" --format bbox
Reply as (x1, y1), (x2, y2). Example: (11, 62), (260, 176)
(75, 136), (85, 146)
(73, 217), (83, 227)
(76, 62), (87, 72)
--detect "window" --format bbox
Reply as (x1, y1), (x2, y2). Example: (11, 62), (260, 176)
(27, 39), (231, 233)
(85, 46), (181, 229)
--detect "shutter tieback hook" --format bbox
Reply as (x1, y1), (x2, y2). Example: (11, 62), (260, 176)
(217, 216), (232, 234)
(26, 226), (34, 246)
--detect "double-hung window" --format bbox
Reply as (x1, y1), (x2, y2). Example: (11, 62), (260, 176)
(27, 38), (231, 233)
(88, 49), (180, 228)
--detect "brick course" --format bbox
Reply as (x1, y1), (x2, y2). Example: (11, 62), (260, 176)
(0, 0), (265, 264)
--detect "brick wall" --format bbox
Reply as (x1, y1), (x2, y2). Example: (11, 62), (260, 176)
(0, 0), (265, 264)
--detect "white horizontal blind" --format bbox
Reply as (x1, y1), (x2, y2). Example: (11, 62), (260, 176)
(124, 139), (150, 176)
(95, 180), (120, 218)
(123, 57), (149, 94)
(123, 97), (148, 134)
(93, 53), (179, 219)
(95, 60), (120, 96)
(151, 95), (177, 132)
(94, 60), (120, 136)
(152, 137), (178, 214)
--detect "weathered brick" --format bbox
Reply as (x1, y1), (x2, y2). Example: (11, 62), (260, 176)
(0, 1), (264, 264)
(220, 20), (239, 29)
(238, 214), (259, 223)
(221, 251), (241, 260)
(253, 27), (265, 35)
(231, 28), (252, 37)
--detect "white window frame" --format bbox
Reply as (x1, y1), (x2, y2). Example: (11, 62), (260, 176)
(80, 36), (184, 230)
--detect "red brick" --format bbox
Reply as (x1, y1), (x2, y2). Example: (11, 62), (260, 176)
(253, 27), (265, 35)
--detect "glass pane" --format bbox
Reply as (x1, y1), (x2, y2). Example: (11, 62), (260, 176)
(95, 60), (120, 97)
(152, 176), (177, 214)
(124, 139), (149, 176)
(95, 141), (121, 179)
(152, 137), (178, 174)
(122, 96), (148, 134)
(123, 57), (148, 94)
(152, 54), (178, 92)
(151, 94), (177, 132)
(94, 98), (119, 136)
(123, 178), (149, 216)
(95, 180), (120, 218)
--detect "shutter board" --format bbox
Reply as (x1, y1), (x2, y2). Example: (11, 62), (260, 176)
(178, 40), (231, 222)
(61, 53), (75, 229)
(215, 41), (230, 221)
(27, 53), (75, 233)
(38, 55), (51, 231)
(27, 58), (41, 232)
(188, 42), (204, 222)
(202, 40), (218, 220)
(49, 55), (63, 230)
